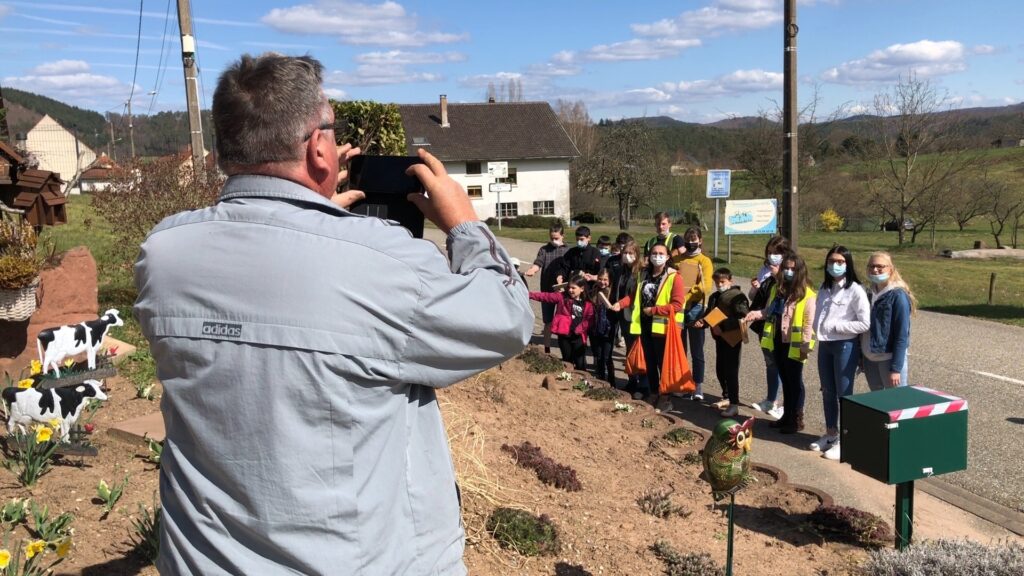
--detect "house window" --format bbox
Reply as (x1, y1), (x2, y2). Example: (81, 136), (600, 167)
(496, 167), (517, 185)
(496, 202), (518, 218)
(532, 201), (555, 216)
(467, 185), (482, 198)
(466, 161), (482, 175)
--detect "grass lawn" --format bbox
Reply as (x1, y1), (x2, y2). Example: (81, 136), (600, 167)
(499, 221), (1024, 327)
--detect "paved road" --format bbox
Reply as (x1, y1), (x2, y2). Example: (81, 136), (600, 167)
(425, 228), (1024, 525)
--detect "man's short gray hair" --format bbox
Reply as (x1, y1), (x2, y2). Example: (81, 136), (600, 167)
(213, 53), (329, 168)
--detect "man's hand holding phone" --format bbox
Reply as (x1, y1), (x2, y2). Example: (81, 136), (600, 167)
(406, 149), (478, 234)
(330, 143), (364, 209)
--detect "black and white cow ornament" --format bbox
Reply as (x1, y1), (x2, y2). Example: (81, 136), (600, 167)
(2, 380), (108, 442)
(36, 309), (123, 377)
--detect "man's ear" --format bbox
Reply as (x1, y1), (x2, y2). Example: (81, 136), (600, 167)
(306, 132), (332, 179)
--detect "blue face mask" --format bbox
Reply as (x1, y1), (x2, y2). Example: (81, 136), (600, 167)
(828, 263), (847, 278)
(599, 248), (610, 256)
(768, 254), (783, 266)
(782, 269), (795, 282)
(869, 273), (890, 284)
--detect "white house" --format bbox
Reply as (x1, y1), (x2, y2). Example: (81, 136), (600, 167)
(25, 114), (96, 194)
(398, 97), (578, 222)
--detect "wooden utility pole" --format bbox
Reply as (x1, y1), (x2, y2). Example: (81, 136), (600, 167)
(782, 0), (799, 249)
(108, 114), (116, 161)
(177, 0), (205, 173)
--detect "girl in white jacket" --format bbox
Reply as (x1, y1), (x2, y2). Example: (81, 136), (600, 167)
(810, 246), (870, 461)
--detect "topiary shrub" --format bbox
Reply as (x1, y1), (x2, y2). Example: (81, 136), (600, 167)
(501, 441), (582, 491)
(486, 507), (560, 556)
(862, 539), (1024, 576)
(806, 505), (893, 548)
(519, 347), (565, 373)
(650, 540), (724, 576)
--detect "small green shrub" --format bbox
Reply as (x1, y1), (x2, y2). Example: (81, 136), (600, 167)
(583, 387), (621, 401)
(501, 442), (582, 491)
(807, 505), (893, 548)
(572, 379), (591, 392)
(663, 428), (698, 445)
(650, 540), (724, 576)
(571, 212), (604, 224)
(637, 487), (690, 519)
(863, 538), (1024, 576)
(682, 452), (702, 465)
(0, 254), (39, 290)
(518, 347), (565, 373)
(486, 508), (560, 556)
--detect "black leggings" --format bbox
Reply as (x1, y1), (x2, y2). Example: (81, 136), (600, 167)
(558, 334), (587, 370)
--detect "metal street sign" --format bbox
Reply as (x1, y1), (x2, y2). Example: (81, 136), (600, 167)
(706, 169), (731, 198)
(489, 183), (512, 194)
(487, 161), (508, 179)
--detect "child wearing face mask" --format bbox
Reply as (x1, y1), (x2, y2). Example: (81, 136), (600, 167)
(747, 236), (790, 420)
(529, 276), (594, 370)
(695, 268), (750, 417)
(589, 268), (617, 385)
(559, 225), (603, 283)
(596, 235), (613, 270)
(612, 239), (643, 392)
(677, 227), (714, 401)
(810, 246), (870, 461)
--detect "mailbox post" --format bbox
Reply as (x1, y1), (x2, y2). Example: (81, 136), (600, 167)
(840, 386), (968, 549)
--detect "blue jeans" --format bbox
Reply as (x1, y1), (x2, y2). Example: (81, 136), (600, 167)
(683, 325), (705, 394)
(864, 357), (909, 391)
(818, 339), (860, 432)
(761, 347), (782, 403)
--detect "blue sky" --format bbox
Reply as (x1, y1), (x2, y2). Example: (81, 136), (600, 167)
(1, 0), (1021, 123)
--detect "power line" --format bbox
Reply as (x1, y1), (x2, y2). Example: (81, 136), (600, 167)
(147, 0), (174, 115)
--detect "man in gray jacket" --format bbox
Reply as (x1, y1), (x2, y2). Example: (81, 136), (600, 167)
(134, 53), (533, 575)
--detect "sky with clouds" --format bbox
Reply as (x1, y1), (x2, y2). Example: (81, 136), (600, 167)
(0, 0), (1021, 123)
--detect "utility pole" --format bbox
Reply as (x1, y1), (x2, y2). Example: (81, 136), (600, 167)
(782, 0), (799, 249)
(127, 98), (136, 158)
(108, 113), (116, 162)
(177, 0), (205, 173)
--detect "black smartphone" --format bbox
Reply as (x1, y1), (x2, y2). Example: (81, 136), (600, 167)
(347, 155), (426, 238)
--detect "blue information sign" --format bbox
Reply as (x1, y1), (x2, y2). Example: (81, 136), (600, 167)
(706, 169), (731, 199)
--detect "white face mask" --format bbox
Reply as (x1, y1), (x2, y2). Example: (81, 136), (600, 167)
(650, 254), (668, 267)
(768, 254), (783, 266)
(623, 254), (636, 265)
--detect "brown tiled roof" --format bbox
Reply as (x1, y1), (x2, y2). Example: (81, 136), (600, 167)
(0, 141), (25, 165)
(397, 101), (579, 161)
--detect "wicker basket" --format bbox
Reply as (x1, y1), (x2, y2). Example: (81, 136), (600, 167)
(0, 278), (39, 322)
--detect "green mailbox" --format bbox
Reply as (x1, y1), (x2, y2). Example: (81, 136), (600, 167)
(840, 385), (968, 549)
(841, 385), (968, 483)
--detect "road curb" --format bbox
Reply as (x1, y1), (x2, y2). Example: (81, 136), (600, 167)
(920, 478), (1024, 537)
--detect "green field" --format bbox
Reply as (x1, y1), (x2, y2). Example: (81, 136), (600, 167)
(496, 223), (1024, 327)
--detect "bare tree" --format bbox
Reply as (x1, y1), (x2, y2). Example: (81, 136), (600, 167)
(555, 100), (597, 215)
(485, 78), (524, 102)
(574, 120), (663, 230)
(863, 74), (980, 245)
(985, 175), (1023, 248)
(946, 171), (993, 231)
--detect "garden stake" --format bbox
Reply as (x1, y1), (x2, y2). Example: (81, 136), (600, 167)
(726, 492), (736, 576)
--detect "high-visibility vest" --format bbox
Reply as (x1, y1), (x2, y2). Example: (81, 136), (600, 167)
(645, 232), (677, 255)
(630, 270), (684, 336)
(760, 285), (817, 363)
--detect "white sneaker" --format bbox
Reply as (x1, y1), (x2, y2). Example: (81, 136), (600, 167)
(824, 442), (841, 461)
(810, 434), (838, 452)
(751, 400), (773, 413)
(692, 393), (704, 401)
(767, 405), (785, 420)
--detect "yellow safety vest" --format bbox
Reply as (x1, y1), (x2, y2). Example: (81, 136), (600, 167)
(760, 285), (817, 363)
(630, 270), (685, 336)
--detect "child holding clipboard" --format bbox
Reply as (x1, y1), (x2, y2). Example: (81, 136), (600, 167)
(694, 268), (750, 417)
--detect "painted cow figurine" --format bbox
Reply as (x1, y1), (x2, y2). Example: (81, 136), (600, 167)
(36, 309), (123, 377)
(2, 380), (108, 442)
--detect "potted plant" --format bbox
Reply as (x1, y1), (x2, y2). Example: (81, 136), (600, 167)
(0, 217), (41, 322)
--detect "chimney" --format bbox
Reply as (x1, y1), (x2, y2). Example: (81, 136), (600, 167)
(440, 94), (449, 128)
(488, 96), (496, 104)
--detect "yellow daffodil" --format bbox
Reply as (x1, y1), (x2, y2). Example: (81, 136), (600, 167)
(48, 418), (60, 429)
(30, 359), (42, 375)
(0, 549), (9, 568)
(25, 539), (45, 559)
(17, 378), (34, 389)
(55, 538), (72, 558)
(35, 426), (53, 444)
(63, 357), (76, 369)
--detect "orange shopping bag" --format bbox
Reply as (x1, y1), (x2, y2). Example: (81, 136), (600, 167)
(660, 319), (695, 394)
(625, 338), (647, 376)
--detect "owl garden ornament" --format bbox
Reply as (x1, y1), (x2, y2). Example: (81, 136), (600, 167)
(700, 418), (755, 501)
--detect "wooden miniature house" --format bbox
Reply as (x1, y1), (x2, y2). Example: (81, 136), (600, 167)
(0, 141), (67, 228)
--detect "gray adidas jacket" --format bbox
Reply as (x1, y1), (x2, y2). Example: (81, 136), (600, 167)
(134, 175), (533, 575)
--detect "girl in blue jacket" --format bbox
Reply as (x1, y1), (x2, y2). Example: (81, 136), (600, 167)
(861, 252), (917, 390)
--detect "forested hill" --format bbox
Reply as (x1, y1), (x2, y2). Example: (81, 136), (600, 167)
(2, 87), (213, 159)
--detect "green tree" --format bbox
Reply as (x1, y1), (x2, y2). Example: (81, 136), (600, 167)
(330, 100), (406, 156)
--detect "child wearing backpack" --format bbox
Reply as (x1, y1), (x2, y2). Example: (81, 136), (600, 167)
(589, 268), (617, 385)
(529, 276), (594, 370)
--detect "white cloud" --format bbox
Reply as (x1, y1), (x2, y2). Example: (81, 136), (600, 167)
(3, 59), (136, 105)
(29, 59), (90, 75)
(971, 44), (996, 55)
(822, 40), (968, 85)
(262, 1), (466, 47)
(323, 87), (347, 99)
(353, 50), (464, 66)
(0, 5), (10, 20)
(325, 65), (441, 86)
(592, 68), (782, 109)
(631, 0), (779, 39)
(583, 38), (701, 62)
